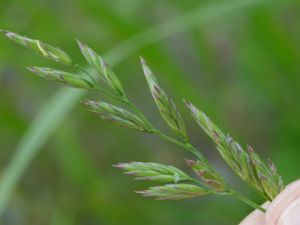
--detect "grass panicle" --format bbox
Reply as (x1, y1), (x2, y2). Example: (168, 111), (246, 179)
(1, 29), (285, 212)
(0, 2), (282, 216)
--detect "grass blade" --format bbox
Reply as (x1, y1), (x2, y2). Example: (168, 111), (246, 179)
(0, 88), (83, 214)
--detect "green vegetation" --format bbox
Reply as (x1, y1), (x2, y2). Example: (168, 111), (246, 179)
(0, 0), (299, 224)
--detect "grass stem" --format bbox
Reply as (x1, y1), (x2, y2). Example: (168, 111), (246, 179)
(230, 190), (266, 212)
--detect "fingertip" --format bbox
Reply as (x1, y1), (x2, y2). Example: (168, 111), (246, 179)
(239, 202), (270, 225)
(266, 180), (300, 224)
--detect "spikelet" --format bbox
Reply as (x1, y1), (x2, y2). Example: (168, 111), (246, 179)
(1, 30), (73, 65)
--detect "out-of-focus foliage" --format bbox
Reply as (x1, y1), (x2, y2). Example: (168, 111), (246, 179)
(0, 0), (299, 224)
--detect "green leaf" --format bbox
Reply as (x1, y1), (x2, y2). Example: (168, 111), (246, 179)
(83, 100), (153, 132)
(77, 40), (124, 96)
(141, 58), (187, 140)
(1, 30), (73, 66)
(115, 162), (193, 183)
(136, 184), (209, 200)
(28, 67), (94, 89)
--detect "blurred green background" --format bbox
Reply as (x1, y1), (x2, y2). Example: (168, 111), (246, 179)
(0, 0), (300, 224)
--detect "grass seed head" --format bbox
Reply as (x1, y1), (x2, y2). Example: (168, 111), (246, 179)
(186, 159), (226, 192)
(28, 67), (94, 89)
(185, 101), (284, 200)
(114, 162), (193, 183)
(1, 30), (73, 66)
(136, 184), (210, 200)
(141, 58), (187, 140)
(83, 100), (153, 132)
(77, 39), (124, 96)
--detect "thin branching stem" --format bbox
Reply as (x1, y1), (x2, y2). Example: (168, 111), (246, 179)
(150, 129), (266, 212)
(191, 177), (265, 212)
(122, 97), (153, 128)
(153, 130), (203, 159)
(83, 63), (266, 212)
(73, 63), (97, 84)
(229, 190), (266, 212)
(94, 87), (124, 102)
